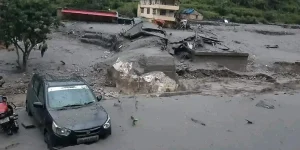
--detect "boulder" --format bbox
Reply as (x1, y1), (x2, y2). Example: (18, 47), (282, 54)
(109, 58), (178, 94)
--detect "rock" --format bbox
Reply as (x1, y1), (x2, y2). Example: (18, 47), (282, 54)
(105, 49), (178, 94)
(246, 119), (253, 124)
(109, 58), (178, 94)
(256, 100), (275, 109)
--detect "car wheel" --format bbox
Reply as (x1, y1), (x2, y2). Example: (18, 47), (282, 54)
(44, 131), (55, 150)
(107, 127), (112, 135)
(13, 121), (19, 133)
(7, 129), (13, 135)
(26, 100), (32, 116)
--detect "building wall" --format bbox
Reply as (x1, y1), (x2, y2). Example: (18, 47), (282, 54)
(140, 0), (178, 5)
(138, 0), (179, 22)
(138, 7), (176, 21)
(180, 13), (203, 21)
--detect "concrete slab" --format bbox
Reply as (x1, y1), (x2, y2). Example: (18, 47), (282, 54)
(21, 122), (36, 129)
(193, 53), (249, 71)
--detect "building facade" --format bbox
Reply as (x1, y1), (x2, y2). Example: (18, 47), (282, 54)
(137, 0), (179, 22)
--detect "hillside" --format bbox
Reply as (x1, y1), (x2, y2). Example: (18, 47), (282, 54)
(180, 0), (300, 24)
(53, 0), (300, 24)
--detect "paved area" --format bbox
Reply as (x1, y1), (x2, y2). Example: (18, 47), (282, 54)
(1, 93), (300, 150)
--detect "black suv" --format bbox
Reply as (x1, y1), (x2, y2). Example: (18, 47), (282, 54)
(26, 74), (111, 149)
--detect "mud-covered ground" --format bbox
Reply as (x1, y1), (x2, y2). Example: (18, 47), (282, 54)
(2, 93), (300, 150)
(1, 21), (300, 105)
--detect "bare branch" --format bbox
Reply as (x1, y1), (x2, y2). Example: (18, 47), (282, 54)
(27, 44), (35, 54)
(12, 39), (25, 53)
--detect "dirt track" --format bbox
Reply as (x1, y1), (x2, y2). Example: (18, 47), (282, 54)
(1, 22), (300, 105)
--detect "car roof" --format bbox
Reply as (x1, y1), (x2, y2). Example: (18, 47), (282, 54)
(36, 73), (87, 87)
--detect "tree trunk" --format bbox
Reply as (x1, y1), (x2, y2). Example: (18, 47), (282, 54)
(14, 44), (21, 67)
(22, 52), (29, 71)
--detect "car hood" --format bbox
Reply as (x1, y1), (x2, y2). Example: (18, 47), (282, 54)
(49, 103), (108, 131)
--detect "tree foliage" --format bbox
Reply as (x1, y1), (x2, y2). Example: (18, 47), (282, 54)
(0, 0), (59, 71)
(52, 0), (138, 16)
(180, 0), (300, 24)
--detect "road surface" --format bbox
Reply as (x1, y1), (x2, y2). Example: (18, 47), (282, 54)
(1, 93), (300, 150)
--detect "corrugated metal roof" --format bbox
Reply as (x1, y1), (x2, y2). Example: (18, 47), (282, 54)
(182, 8), (195, 14)
(61, 9), (117, 17)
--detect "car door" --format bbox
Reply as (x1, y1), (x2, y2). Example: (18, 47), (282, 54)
(26, 75), (38, 110)
(36, 82), (46, 126)
(31, 77), (41, 123)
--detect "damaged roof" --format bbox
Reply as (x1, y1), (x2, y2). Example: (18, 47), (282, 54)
(122, 22), (167, 40)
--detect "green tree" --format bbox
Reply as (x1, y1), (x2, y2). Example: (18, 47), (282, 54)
(0, 0), (60, 71)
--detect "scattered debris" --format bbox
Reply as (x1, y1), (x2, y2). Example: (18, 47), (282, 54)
(256, 100), (275, 109)
(265, 45), (279, 49)
(191, 118), (206, 126)
(224, 19), (229, 24)
(176, 19), (191, 30)
(169, 29), (234, 61)
(60, 60), (66, 65)
(21, 122), (36, 129)
(4, 142), (20, 150)
(113, 102), (121, 107)
(245, 119), (254, 125)
(225, 100), (232, 103)
(176, 67), (276, 82)
(233, 40), (241, 44)
(131, 116), (138, 126)
(252, 29), (295, 36)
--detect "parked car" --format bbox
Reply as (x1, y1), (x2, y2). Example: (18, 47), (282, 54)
(26, 74), (111, 149)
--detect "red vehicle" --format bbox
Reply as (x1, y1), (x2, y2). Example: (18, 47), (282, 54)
(0, 96), (19, 135)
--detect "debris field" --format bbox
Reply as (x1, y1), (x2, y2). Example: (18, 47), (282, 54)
(1, 21), (300, 105)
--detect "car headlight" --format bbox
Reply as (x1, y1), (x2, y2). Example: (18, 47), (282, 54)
(103, 115), (111, 129)
(52, 121), (71, 136)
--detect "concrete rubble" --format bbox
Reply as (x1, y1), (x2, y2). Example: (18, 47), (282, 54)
(84, 21), (281, 95)
(71, 21), (300, 96)
(256, 100), (275, 109)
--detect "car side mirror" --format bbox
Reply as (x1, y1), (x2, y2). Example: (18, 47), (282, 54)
(33, 102), (44, 108)
(97, 95), (103, 101)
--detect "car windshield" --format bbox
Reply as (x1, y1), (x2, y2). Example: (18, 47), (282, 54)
(48, 85), (96, 109)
